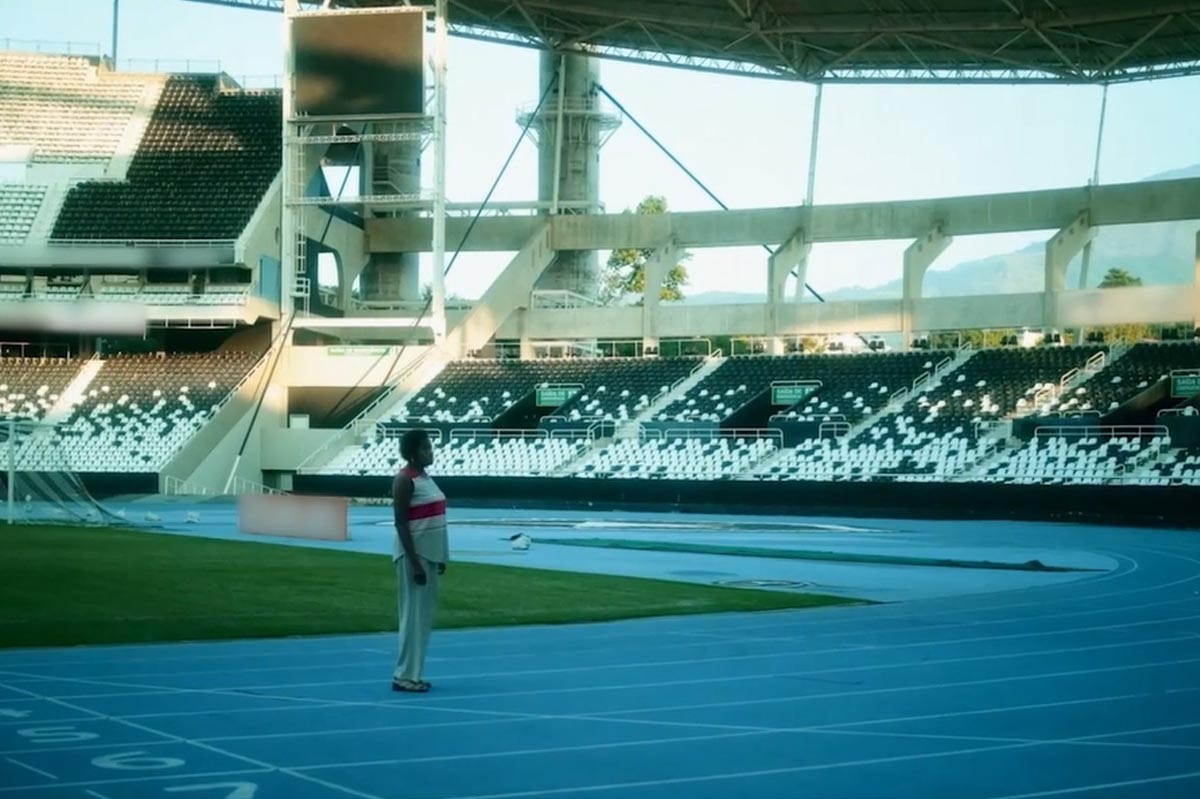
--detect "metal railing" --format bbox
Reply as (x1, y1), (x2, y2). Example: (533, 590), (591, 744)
(1032, 424), (1169, 441)
(163, 475), (215, 496)
(119, 58), (221, 73)
(46, 238), (235, 248)
(297, 350), (448, 473)
(661, 427), (785, 445)
(230, 476), (285, 495)
(0, 39), (101, 56)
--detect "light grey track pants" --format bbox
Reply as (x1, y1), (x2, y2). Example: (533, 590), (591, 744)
(394, 555), (439, 683)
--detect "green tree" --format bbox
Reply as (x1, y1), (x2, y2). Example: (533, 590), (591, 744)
(1098, 267), (1143, 288)
(1095, 268), (1149, 342)
(600, 195), (691, 305)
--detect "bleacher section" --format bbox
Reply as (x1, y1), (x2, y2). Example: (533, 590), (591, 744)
(759, 346), (1105, 482)
(0, 357), (80, 421)
(0, 184), (46, 243)
(52, 75), (281, 240)
(430, 435), (589, 477)
(20, 350), (261, 472)
(0, 52), (152, 163)
(981, 433), (1167, 485)
(655, 352), (948, 425)
(893, 346), (1104, 435)
(394, 357), (703, 424)
(1143, 445), (1200, 485)
(304, 347), (1200, 487)
(320, 433), (589, 477)
(757, 432), (1000, 483)
(1046, 342), (1200, 415)
(576, 435), (778, 480)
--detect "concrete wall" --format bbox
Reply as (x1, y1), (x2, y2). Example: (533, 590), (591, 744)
(237, 173), (281, 271)
(916, 293), (1045, 332)
(260, 427), (341, 471)
(161, 353), (273, 492)
(281, 345), (428, 388)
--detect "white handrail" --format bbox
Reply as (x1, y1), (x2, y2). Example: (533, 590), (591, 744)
(230, 476), (285, 495)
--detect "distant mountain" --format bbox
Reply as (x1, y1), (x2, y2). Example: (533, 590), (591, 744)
(682, 163), (1200, 305)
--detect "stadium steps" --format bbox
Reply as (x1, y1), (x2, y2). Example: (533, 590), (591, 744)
(551, 437), (612, 477)
(844, 347), (977, 444)
(42, 358), (103, 425)
(621, 354), (726, 436)
(295, 349), (451, 475)
(25, 183), (71, 243)
(160, 349), (273, 492)
(105, 76), (168, 181)
(1031, 348), (1115, 413)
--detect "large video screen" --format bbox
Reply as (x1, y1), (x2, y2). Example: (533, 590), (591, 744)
(293, 10), (425, 117)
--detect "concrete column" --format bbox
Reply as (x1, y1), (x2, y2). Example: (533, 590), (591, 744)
(1044, 213), (1092, 333)
(528, 50), (618, 300)
(359, 140), (421, 303)
(902, 227), (952, 350)
(769, 227), (810, 352)
(641, 241), (680, 355)
(519, 313), (536, 361)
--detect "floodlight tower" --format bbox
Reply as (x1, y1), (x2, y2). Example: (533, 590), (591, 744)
(280, 0), (446, 335)
(518, 50), (620, 302)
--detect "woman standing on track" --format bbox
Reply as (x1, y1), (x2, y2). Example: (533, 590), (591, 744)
(391, 428), (448, 693)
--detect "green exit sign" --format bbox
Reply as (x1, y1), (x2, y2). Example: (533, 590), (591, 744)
(536, 386), (580, 407)
(1171, 373), (1200, 398)
(771, 383), (818, 406)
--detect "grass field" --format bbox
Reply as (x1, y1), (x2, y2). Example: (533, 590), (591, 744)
(0, 524), (858, 649)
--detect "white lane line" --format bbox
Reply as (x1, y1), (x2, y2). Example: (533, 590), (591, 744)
(5, 756), (57, 780)
(984, 769), (1200, 798)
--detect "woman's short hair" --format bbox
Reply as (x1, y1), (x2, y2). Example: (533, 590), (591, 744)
(400, 428), (431, 461)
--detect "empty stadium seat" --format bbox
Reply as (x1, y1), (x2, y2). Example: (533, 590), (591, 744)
(19, 350), (262, 472)
(0, 357), (81, 421)
(51, 76), (280, 240)
(391, 356), (703, 425)
(574, 435), (777, 480)
(981, 434), (1166, 485)
(1045, 342), (1200, 415)
(0, 185), (47, 244)
(320, 433), (588, 477)
(0, 52), (154, 163)
(655, 351), (948, 426)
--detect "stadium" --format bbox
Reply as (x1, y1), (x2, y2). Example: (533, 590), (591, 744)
(2, 1), (1200, 797)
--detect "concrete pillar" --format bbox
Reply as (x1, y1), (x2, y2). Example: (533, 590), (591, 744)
(519, 327), (536, 361)
(1044, 212), (1092, 333)
(769, 227), (810, 353)
(902, 227), (952, 350)
(641, 240), (680, 355)
(528, 50), (618, 300)
(359, 140), (421, 304)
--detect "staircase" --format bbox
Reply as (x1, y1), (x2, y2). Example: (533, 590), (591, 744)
(618, 354), (725, 435)
(1034, 349), (1113, 413)
(844, 349), (977, 442)
(43, 357), (104, 424)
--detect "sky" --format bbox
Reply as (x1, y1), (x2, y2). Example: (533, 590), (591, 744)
(6, 0), (1200, 299)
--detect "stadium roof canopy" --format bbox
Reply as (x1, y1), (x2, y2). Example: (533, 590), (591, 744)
(182, 0), (1200, 84)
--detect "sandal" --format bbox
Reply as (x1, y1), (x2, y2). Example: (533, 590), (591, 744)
(391, 679), (429, 693)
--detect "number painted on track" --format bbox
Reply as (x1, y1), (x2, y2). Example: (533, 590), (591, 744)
(91, 750), (186, 771)
(165, 783), (258, 798)
(16, 726), (99, 744)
